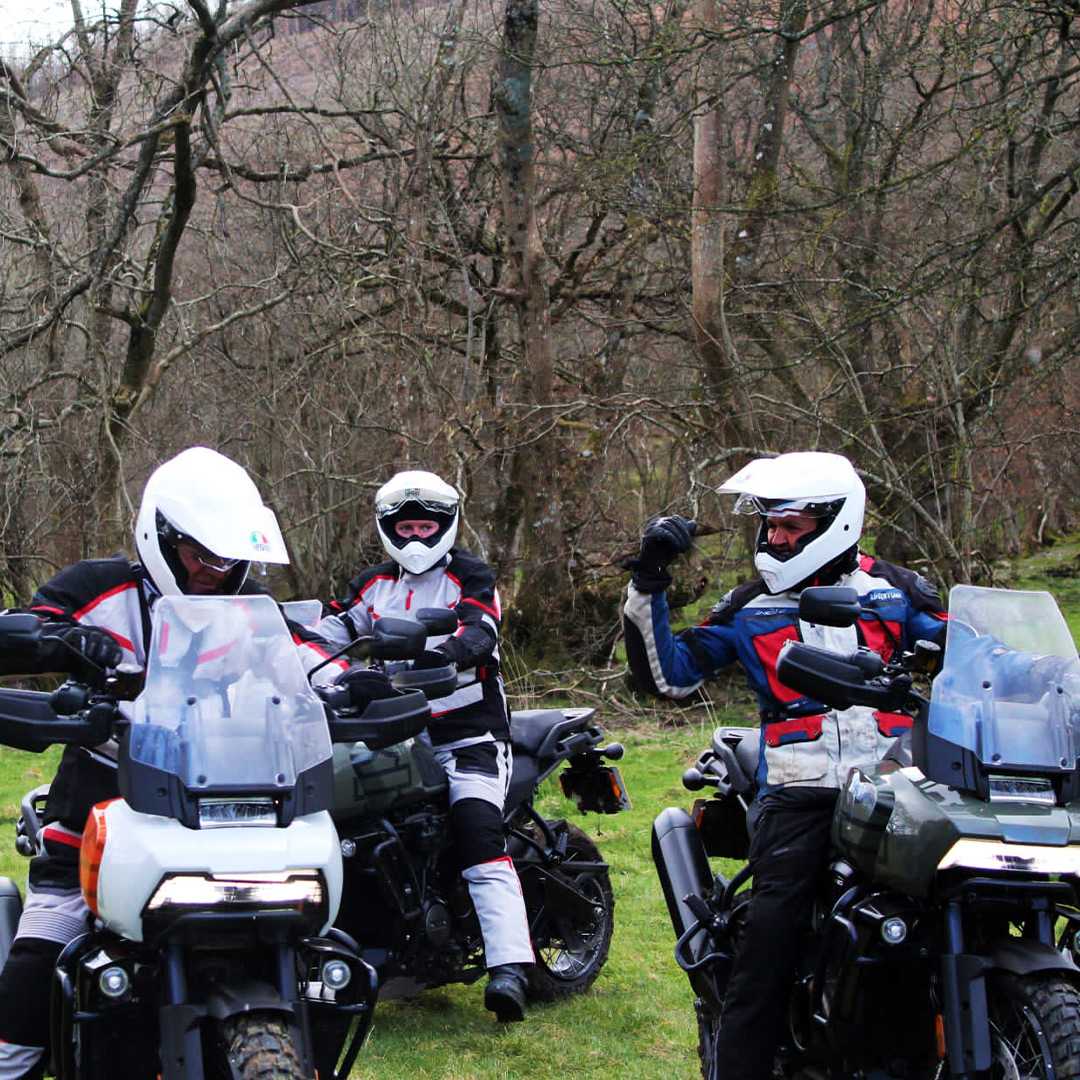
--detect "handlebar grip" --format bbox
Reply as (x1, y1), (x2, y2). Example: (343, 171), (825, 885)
(315, 684), (352, 712)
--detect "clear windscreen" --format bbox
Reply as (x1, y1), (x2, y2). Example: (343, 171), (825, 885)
(929, 585), (1080, 772)
(128, 595), (332, 791)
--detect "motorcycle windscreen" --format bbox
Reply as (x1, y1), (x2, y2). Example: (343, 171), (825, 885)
(126, 594), (333, 802)
(928, 584), (1080, 774)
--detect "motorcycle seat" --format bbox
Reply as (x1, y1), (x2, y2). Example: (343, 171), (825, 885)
(510, 707), (596, 758)
(713, 726), (760, 783)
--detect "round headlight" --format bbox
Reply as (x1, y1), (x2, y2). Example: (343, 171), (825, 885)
(881, 916), (908, 945)
(99, 965), (131, 999)
(322, 959), (352, 991)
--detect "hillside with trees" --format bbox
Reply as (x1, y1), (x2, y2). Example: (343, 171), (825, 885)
(0, 0), (1077, 659)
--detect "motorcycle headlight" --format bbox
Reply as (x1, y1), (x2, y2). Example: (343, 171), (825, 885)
(144, 871), (326, 931)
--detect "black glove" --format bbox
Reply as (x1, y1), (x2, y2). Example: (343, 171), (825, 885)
(625, 515), (696, 594)
(640, 515), (696, 566)
(49, 625), (123, 673)
(333, 666), (398, 712)
(413, 649), (452, 671)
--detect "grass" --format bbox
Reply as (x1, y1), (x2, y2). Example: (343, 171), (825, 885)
(0, 710), (746, 1080)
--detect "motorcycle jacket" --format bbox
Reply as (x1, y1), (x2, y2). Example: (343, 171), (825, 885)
(318, 548), (510, 747)
(623, 553), (947, 792)
(3, 555), (345, 862)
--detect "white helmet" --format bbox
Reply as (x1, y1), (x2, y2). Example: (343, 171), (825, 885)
(375, 470), (459, 575)
(134, 446), (289, 596)
(718, 452), (865, 594)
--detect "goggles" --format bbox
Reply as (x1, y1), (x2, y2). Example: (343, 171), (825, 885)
(376, 495), (457, 519)
(732, 494), (842, 518)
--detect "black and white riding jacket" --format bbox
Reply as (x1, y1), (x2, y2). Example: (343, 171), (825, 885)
(2, 555), (344, 867)
(318, 548), (510, 747)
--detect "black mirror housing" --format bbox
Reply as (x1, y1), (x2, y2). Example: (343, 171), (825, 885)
(369, 616), (429, 661)
(413, 607), (459, 637)
(797, 586), (862, 628)
(0, 612), (43, 651)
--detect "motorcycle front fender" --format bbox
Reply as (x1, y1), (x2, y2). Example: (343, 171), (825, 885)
(988, 936), (1080, 977)
(203, 976), (295, 1019)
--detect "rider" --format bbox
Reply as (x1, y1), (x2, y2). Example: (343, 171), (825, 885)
(0, 446), (387, 1080)
(622, 451), (948, 1080)
(315, 469), (535, 1022)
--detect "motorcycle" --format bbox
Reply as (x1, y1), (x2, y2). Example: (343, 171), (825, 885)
(653, 583), (1080, 1079)
(0, 593), (436, 1080)
(315, 604), (631, 1006)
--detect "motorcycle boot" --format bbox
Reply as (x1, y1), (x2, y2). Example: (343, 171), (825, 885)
(484, 963), (529, 1022)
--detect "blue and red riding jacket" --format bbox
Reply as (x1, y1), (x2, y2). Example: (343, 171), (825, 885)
(623, 554), (947, 792)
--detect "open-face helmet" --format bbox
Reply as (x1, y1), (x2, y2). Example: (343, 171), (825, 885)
(717, 451), (865, 594)
(134, 446), (289, 596)
(375, 470), (459, 575)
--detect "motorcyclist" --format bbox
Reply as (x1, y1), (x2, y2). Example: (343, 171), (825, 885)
(315, 469), (535, 1022)
(622, 451), (948, 1080)
(0, 446), (389, 1080)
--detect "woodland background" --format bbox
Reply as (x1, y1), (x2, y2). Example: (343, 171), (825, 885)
(0, 0), (1077, 663)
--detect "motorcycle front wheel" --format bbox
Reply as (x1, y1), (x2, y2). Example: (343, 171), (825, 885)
(985, 972), (1080, 1080)
(220, 1011), (305, 1080)
(526, 822), (615, 1001)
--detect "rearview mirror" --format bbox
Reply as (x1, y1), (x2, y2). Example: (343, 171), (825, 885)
(414, 607), (459, 637)
(369, 616), (428, 661)
(0, 613), (43, 651)
(797, 587), (862, 628)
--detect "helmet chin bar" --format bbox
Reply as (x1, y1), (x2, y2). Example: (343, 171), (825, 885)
(753, 500), (860, 594)
(376, 502), (458, 574)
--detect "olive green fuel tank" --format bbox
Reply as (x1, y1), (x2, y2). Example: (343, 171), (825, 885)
(330, 737), (449, 821)
(833, 759), (1080, 897)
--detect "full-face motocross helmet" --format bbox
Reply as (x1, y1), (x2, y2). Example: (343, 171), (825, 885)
(134, 446), (289, 596)
(718, 452), (865, 594)
(375, 470), (459, 575)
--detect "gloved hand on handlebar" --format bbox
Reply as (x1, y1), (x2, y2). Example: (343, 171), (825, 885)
(332, 665), (398, 712)
(47, 625), (123, 676)
(624, 515), (696, 594)
(413, 649), (454, 671)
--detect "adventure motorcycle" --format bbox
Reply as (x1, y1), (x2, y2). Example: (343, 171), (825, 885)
(0, 594), (435, 1080)
(318, 604), (630, 1005)
(653, 584), (1080, 1079)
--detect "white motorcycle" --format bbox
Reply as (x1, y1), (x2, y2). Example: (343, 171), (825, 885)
(0, 593), (432, 1080)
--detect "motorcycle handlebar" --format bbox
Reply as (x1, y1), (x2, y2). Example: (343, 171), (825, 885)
(777, 640), (914, 713)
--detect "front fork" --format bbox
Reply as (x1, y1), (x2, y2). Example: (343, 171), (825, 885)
(938, 901), (993, 1079)
(938, 892), (1076, 1079)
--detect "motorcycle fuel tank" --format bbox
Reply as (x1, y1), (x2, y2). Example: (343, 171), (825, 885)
(331, 737), (448, 819)
(833, 759), (1080, 896)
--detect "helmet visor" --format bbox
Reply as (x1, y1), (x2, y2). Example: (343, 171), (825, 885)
(732, 493), (842, 519)
(376, 495), (458, 519)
